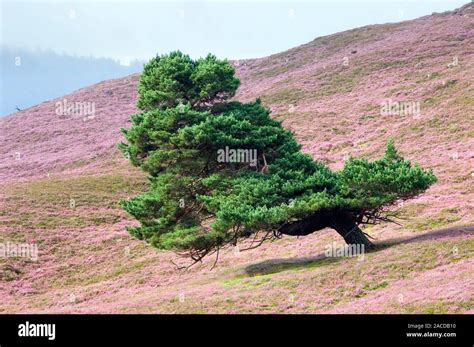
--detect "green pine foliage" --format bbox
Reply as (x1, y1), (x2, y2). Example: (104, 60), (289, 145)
(136, 51), (239, 111)
(119, 51), (436, 261)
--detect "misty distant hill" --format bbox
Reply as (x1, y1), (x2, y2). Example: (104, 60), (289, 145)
(0, 47), (143, 116)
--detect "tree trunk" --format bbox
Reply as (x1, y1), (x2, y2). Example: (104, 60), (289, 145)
(278, 213), (327, 236)
(327, 212), (374, 250)
(278, 210), (374, 250)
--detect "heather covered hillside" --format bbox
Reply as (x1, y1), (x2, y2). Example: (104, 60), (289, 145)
(0, 3), (473, 313)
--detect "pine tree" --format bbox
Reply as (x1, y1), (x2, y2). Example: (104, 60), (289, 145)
(119, 51), (436, 264)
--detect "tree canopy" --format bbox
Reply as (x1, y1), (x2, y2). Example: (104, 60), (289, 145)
(120, 51), (436, 265)
(136, 51), (240, 111)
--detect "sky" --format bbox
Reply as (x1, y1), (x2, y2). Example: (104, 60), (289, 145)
(1, 0), (468, 64)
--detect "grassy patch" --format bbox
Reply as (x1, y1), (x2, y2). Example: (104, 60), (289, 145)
(405, 207), (462, 231)
(433, 79), (458, 92)
(262, 88), (309, 105)
(399, 298), (474, 314)
(315, 67), (365, 97)
(48, 255), (153, 288)
(222, 276), (274, 290)
(393, 203), (430, 219)
(450, 94), (474, 107)
(4, 174), (147, 207)
(363, 281), (389, 291)
(1, 174), (148, 230)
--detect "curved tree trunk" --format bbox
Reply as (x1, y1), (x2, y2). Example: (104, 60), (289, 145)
(327, 212), (374, 250)
(278, 211), (374, 250)
(277, 213), (327, 236)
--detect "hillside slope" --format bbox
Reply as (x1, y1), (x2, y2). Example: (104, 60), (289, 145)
(0, 3), (473, 313)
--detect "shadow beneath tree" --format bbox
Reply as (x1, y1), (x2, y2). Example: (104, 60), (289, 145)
(244, 253), (350, 277)
(376, 224), (474, 248)
(244, 224), (474, 277)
